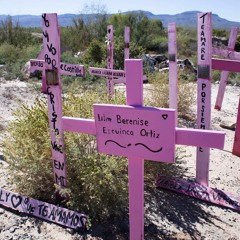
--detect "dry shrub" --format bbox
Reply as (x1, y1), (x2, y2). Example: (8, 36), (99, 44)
(4, 90), (128, 220)
(147, 71), (195, 119)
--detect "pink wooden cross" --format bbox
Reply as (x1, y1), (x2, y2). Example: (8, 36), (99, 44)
(89, 26), (147, 94)
(157, 12), (240, 214)
(168, 22), (178, 123)
(196, 12), (212, 186)
(31, 13), (84, 190)
(213, 27), (239, 110)
(62, 59), (224, 239)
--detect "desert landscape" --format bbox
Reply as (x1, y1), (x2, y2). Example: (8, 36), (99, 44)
(0, 77), (239, 239)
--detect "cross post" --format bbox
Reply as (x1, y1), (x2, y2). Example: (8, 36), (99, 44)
(62, 59), (225, 239)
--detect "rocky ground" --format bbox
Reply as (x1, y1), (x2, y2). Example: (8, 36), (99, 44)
(0, 78), (240, 239)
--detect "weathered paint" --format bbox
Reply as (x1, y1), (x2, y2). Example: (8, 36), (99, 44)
(94, 104), (176, 162)
(42, 13), (67, 188)
(214, 27), (238, 110)
(232, 97), (240, 157)
(168, 22), (178, 119)
(196, 12), (212, 186)
(107, 25), (114, 96)
(156, 176), (240, 211)
(0, 188), (87, 229)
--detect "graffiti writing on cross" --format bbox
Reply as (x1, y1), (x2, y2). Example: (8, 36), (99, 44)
(0, 188), (86, 229)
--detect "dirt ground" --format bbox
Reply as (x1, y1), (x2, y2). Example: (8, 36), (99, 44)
(0, 78), (240, 239)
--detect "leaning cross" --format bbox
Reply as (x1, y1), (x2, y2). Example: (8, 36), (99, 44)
(30, 14), (85, 189)
(212, 27), (239, 110)
(62, 59), (225, 239)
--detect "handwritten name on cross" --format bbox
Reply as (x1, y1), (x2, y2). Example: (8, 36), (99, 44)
(33, 13), (85, 189)
(62, 59), (225, 239)
(212, 27), (239, 110)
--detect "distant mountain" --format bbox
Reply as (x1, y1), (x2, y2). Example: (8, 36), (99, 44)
(0, 11), (240, 29)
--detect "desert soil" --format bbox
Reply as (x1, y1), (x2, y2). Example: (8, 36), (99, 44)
(0, 77), (240, 240)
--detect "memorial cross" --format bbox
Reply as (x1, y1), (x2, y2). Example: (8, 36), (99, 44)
(213, 27), (239, 110)
(212, 55), (240, 157)
(62, 59), (224, 239)
(32, 13), (85, 189)
(89, 26), (147, 94)
(196, 12), (212, 186)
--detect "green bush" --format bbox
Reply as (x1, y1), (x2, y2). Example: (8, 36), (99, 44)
(4, 90), (129, 220)
(147, 72), (195, 118)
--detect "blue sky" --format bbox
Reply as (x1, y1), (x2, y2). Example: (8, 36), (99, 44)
(1, 0), (240, 22)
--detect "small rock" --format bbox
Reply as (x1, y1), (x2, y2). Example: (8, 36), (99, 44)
(0, 208), (5, 214)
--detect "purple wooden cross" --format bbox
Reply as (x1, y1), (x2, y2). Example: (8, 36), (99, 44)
(213, 27), (239, 110)
(32, 14), (85, 189)
(196, 12), (212, 186)
(63, 59), (224, 239)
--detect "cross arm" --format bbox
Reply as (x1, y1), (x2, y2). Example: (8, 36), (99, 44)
(30, 59), (85, 77)
(61, 117), (225, 150)
(62, 117), (96, 135)
(176, 128), (225, 149)
(212, 58), (240, 72)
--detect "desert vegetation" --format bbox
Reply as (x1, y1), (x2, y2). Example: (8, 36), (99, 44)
(0, 7), (239, 226)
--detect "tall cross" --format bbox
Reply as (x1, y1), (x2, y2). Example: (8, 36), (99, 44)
(62, 59), (224, 239)
(30, 13), (85, 190)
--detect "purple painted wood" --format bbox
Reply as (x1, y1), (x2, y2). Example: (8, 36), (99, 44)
(168, 23), (178, 117)
(107, 25), (114, 96)
(62, 117), (96, 135)
(156, 176), (240, 211)
(42, 13), (67, 188)
(176, 128), (224, 149)
(232, 97), (240, 157)
(125, 59), (144, 240)
(94, 104), (176, 163)
(0, 188), (87, 229)
(212, 58), (240, 72)
(30, 60), (85, 78)
(89, 67), (125, 78)
(196, 12), (212, 186)
(124, 26), (130, 70)
(212, 47), (240, 60)
(214, 27), (238, 110)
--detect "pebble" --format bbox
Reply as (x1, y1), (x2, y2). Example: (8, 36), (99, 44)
(0, 208), (5, 214)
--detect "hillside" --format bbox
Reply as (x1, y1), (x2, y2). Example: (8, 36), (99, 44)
(0, 11), (240, 29)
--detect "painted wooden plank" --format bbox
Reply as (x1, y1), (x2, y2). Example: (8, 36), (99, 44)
(212, 58), (240, 72)
(125, 59), (144, 240)
(232, 97), (240, 156)
(62, 117), (96, 135)
(30, 60), (85, 77)
(107, 25), (114, 96)
(196, 12), (212, 186)
(212, 47), (240, 60)
(94, 104), (176, 163)
(42, 13), (67, 188)
(175, 128), (225, 149)
(156, 176), (240, 211)
(168, 22), (178, 117)
(89, 67), (125, 78)
(124, 26), (130, 70)
(214, 27), (238, 110)
(0, 188), (87, 229)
